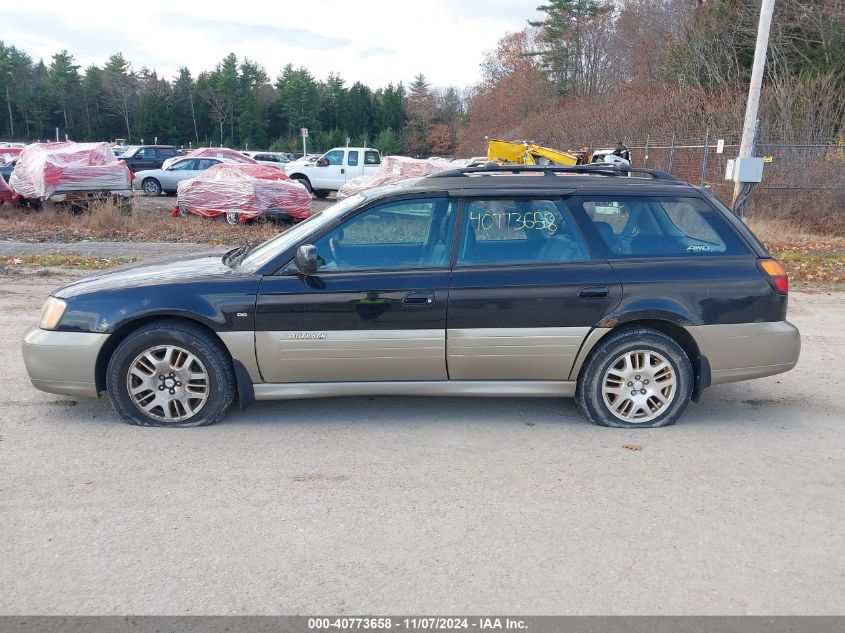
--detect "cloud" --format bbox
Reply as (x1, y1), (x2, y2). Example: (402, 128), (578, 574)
(160, 13), (350, 50)
(360, 47), (394, 58)
(0, 0), (542, 87)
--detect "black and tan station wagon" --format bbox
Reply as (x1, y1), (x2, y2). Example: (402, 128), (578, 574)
(23, 164), (800, 428)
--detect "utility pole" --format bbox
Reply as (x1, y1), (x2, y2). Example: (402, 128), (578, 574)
(731, 0), (776, 214)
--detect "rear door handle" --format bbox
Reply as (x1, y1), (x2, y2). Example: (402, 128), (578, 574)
(578, 286), (609, 298)
(403, 292), (434, 305)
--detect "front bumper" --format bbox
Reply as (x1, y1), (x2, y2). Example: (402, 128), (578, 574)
(22, 326), (110, 398)
(685, 321), (801, 385)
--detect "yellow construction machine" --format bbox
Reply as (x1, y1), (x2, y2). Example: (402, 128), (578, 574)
(486, 139), (581, 166)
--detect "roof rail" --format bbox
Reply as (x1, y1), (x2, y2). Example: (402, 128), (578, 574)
(426, 163), (679, 182)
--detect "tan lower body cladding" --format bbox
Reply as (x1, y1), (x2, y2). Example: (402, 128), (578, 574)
(254, 327), (593, 383)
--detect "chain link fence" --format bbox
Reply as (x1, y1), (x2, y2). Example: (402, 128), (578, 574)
(621, 137), (845, 215)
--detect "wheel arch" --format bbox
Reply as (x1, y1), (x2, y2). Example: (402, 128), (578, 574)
(94, 314), (255, 409)
(288, 172), (310, 185)
(572, 318), (709, 400)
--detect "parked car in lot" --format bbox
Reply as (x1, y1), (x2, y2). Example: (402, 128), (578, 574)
(120, 145), (177, 172)
(0, 159), (16, 182)
(132, 156), (234, 196)
(241, 151), (289, 169)
(176, 162), (312, 225)
(284, 146), (381, 197)
(22, 164), (800, 428)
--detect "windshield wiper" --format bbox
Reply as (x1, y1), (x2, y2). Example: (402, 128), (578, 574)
(222, 245), (251, 267)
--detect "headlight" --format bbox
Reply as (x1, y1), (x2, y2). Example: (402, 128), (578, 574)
(38, 296), (68, 330)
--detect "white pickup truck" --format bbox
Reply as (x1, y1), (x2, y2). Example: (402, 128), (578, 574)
(284, 147), (381, 198)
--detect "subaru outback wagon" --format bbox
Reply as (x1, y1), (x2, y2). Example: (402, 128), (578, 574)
(22, 165), (800, 428)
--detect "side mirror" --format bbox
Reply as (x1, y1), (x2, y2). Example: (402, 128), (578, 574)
(294, 244), (318, 275)
(316, 158), (329, 167)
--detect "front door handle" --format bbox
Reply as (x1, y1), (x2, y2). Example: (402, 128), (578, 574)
(341, 168), (345, 174)
(579, 286), (609, 298)
(403, 292), (434, 305)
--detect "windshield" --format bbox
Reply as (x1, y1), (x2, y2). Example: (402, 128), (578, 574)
(238, 193), (366, 272)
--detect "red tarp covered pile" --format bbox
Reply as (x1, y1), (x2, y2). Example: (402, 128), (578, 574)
(162, 147), (257, 170)
(337, 156), (461, 198)
(176, 163), (312, 222)
(0, 170), (14, 204)
(9, 142), (131, 200)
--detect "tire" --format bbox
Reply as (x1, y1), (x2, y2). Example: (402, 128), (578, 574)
(575, 327), (692, 428)
(313, 189), (329, 198)
(142, 178), (162, 196)
(225, 211), (240, 226)
(106, 320), (236, 427)
(291, 175), (312, 193)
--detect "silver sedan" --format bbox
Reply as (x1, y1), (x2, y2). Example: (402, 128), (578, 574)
(132, 157), (232, 196)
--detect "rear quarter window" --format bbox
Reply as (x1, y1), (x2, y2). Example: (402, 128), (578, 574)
(573, 195), (749, 258)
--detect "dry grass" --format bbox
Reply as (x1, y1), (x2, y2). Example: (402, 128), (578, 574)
(746, 191), (845, 239)
(0, 196), (288, 245)
(0, 253), (139, 269)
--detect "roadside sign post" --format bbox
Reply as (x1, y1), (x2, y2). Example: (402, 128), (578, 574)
(301, 127), (308, 158)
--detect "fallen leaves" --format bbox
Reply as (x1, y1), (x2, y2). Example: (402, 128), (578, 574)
(622, 444), (642, 451)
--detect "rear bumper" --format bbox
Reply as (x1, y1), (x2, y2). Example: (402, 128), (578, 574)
(685, 321), (800, 385)
(22, 326), (110, 398)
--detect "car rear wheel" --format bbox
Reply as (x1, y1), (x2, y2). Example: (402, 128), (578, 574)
(225, 211), (239, 226)
(142, 178), (162, 196)
(576, 327), (692, 428)
(106, 320), (235, 427)
(313, 189), (329, 198)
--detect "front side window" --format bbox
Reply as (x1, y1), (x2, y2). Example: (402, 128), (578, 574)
(575, 196), (748, 257)
(348, 151), (359, 166)
(457, 198), (589, 266)
(324, 150), (344, 166)
(314, 197), (456, 271)
(365, 151), (380, 165)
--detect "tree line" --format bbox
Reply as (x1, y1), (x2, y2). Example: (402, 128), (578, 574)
(461, 0), (843, 154)
(0, 45), (469, 155)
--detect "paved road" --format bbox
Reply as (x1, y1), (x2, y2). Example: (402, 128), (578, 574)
(1, 271), (843, 615)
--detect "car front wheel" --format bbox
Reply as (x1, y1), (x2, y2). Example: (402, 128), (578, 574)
(106, 320), (235, 427)
(576, 327), (692, 428)
(142, 178), (162, 196)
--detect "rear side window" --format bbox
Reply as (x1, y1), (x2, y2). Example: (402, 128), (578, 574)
(365, 151), (380, 165)
(156, 148), (176, 158)
(348, 151), (359, 166)
(457, 198), (589, 265)
(573, 195), (748, 258)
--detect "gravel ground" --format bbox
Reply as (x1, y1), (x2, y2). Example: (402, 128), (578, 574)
(0, 263), (843, 615)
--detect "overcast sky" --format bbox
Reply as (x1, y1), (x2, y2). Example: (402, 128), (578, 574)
(1, 0), (540, 88)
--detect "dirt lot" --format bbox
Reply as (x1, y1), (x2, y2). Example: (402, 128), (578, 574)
(0, 260), (843, 614)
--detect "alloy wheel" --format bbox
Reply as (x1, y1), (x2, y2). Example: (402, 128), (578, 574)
(126, 344), (209, 423)
(601, 349), (676, 423)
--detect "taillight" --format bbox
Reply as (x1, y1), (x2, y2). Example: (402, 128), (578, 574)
(758, 258), (788, 294)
